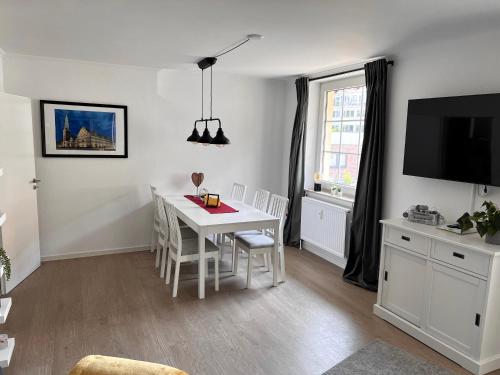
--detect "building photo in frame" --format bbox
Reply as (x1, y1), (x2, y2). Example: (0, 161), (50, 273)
(40, 100), (128, 158)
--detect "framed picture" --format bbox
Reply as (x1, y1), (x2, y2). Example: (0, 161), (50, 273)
(40, 100), (128, 158)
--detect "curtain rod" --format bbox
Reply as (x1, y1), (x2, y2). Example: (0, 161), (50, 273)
(309, 60), (394, 82)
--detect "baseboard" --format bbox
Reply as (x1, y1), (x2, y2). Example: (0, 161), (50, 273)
(301, 240), (347, 269)
(41, 245), (150, 261)
(479, 354), (500, 375)
(373, 304), (483, 374)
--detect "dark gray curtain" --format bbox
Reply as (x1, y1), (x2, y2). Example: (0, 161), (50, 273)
(343, 59), (388, 291)
(284, 77), (309, 246)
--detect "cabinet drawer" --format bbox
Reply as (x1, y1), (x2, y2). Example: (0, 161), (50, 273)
(431, 241), (490, 277)
(385, 226), (430, 256)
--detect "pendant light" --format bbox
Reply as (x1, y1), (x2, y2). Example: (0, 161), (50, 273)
(187, 34), (263, 147)
(211, 120), (230, 147)
(208, 66), (229, 147)
(198, 120), (213, 145)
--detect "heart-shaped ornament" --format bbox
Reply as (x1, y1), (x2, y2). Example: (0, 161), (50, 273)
(191, 172), (204, 187)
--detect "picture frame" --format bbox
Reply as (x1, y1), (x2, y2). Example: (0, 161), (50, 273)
(40, 100), (128, 158)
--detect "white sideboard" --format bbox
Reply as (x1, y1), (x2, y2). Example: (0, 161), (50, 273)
(375, 219), (500, 375)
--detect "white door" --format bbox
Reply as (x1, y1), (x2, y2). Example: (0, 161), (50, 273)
(424, 263), (486, 358)
(0, 92), (41, 292)
(381, 245), (427, 327)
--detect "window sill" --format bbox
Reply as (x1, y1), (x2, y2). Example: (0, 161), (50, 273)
(304, 189), (355, 208)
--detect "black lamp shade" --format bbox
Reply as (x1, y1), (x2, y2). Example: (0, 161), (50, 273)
(198, 126), (213, 144)
(186, 126), (200, 142)
(211, 127), (230, 146)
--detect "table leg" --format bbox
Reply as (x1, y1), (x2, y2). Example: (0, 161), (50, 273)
(273, 220), (279, 287)
(198, 230), (206, 299)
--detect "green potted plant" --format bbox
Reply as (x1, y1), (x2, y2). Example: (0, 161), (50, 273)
(458, 201), (500, 244)
(0, 248), (11, 281)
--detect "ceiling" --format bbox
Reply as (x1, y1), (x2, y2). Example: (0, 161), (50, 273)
(1, 0), (500, 77)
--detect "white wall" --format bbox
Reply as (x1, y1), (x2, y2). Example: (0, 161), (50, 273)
(282, 29), (500, 224)
(0, 50), (4, 92)
(384, 28), (500, 221)
(3, 54), (287, 259)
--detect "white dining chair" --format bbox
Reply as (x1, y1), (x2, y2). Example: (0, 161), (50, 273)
(150, 185), (161, 254)
(155, 192), (196, 278)
(252, 188), (271, 212)
(164, 198), (220, 297)
(225, 189), (270, 272)
(214, 182), (249, 244)
(233, 194), (288, 288)
(231, 182), (248, 202)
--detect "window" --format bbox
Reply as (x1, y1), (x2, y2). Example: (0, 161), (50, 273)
(319, 81), (366, 188)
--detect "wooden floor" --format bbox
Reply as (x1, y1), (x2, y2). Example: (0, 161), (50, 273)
(3, 247), (496, 375)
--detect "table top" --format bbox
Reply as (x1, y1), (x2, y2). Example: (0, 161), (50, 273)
(163, 194), (278, 232)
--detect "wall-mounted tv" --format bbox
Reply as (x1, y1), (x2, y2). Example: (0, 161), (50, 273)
(403, 93), (500, 187)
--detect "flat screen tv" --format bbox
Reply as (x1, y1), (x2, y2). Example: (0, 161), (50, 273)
(403, 93), (500, 186)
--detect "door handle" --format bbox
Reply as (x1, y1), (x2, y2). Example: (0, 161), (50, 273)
(30, 178), (41, 184)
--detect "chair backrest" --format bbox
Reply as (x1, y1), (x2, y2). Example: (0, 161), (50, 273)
(150, 185), (159, 220)
(231, 183), (247, 202)
(154, 190), (169, 235)
(267, 194), (289, 244)
(252, 189), (270, 212)
(163, 197), (182, 255)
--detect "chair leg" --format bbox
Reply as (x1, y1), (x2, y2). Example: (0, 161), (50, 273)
(172, 260), (181, 298)
(279, 247), (286, 282)
(234, 244), (240, 276)
(246, 251), (253, 288)
(160, 245), (168, 278)
(267, 253), (272, 272)
(165, 254), (172, 285)
(263, 254), (268, 269)
(214, 256), (219, 292)
(155, 242), (162, 268)
(231, 239), (237, 274)
(151, 227), (157, 252)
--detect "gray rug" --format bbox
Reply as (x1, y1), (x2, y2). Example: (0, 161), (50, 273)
(322, 340), (455, 375)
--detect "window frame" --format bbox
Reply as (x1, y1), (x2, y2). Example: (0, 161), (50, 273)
(315, 74), (366, 197)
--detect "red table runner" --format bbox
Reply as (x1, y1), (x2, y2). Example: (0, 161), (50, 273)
(184, 195), (239, 214)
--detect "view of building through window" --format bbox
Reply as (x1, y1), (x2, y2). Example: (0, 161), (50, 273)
(321, 85), (366, 187)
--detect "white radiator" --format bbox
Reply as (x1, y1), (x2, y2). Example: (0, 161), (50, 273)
(300, 197), (351, 268)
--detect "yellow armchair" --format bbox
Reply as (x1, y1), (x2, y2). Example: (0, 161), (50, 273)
(69, 355), (189, 375)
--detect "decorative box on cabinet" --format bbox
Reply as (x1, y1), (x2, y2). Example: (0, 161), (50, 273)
(374, 219), (500, 375)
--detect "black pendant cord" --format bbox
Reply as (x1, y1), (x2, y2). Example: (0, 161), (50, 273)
(210, 66), (213, 120)
(201, 69), (204, 120)
(214, 38), (251, 58)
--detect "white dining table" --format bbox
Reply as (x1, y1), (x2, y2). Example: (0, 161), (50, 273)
(162, 194), (281, 299)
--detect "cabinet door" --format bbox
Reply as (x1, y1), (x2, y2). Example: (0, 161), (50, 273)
(425, 263), (486, 358)
(381, 245), (427, 327)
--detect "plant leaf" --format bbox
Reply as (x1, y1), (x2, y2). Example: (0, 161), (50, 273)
(457, 213), (473, 233)
(476, 222), (487, 237)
